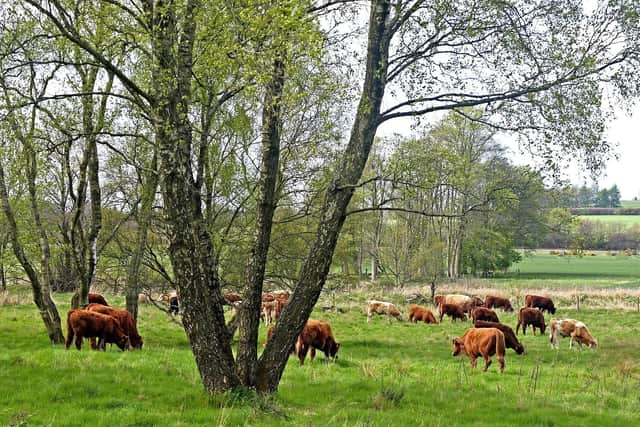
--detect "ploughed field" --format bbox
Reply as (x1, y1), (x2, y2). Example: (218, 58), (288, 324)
(2, 292), (640, 426)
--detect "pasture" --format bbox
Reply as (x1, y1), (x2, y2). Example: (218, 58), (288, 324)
(2, 290), (640, 426)
(577, 215), (640, 225)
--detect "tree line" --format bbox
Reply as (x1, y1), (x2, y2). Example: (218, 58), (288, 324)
(1, 0), (639, 394)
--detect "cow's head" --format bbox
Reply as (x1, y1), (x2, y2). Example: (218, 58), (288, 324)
(452, 338), (463, 356)
(130, 335), (143, 349)
(514, 342), (525, 355)
(116, 335), (130, 351)
(549, 305), (556, 314)
(330, 341), (340, 361)
(505, 303), (514, 312)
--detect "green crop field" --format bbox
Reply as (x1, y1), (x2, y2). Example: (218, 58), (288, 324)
(621, 200), (640, 208)
(496, 251), (640, 289)
(2, 287), (640, 426)
(577, 215), (640, 225)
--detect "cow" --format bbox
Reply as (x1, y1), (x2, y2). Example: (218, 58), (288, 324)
(261, 299), (286, 325)
(484, 295), (514, 312)
(549, 319), (597, 350)
(86, 303), (143, 349)
(367, 300), (402, 323)
(524, 294), (556, 314)
(452, 328), (506, 373)
(88, 292), (108, 306)
(65, 309), (129, 351)
(434, 295), (445, 307)
(445, 294), (471, 306)
(160, 291), (178, 303)
(461, 296), (485, 313)
(408, 304), (438, 324)
(474, 320), (524, 355)
(516, 307), (546, 335)
(223, 292), (242, 306)
(439, 303), (467, 322)
(296, 319), (340, 365)
(471, 307), (500, 323)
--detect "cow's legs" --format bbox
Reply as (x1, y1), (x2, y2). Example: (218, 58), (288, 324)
(309, 347), (316, 363)
(367, 310), (372, 323)
(469, 356), (477, 369)
(497, 354), (505, 373)
(515, 322), (520, 335)
(74, 333), (83, 350)
(65, 328), (74, 350)
(298, 344), (309, 365)
(483, 356), (492, 371)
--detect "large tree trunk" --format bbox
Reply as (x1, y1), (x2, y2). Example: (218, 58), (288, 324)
(125, 150), (158, 319)
(148, 0), (239, 393)
(255, 0), (391, 393)
(236, 56), (285, 386)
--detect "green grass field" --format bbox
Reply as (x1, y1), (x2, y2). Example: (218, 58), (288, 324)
(577, 215), (640, 225)
(2, 289), (640, 426)
(621, 200), (640, 208)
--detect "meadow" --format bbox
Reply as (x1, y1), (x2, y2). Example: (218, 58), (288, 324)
(2, 252), (640, 426)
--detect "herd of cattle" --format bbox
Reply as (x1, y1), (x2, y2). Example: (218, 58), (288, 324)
(64, 290), (597, 374)
(366, 294), (598, 372)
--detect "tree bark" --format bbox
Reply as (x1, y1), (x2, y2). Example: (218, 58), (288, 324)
(147, 0), (240, 393)
(255, 0), (392, 393)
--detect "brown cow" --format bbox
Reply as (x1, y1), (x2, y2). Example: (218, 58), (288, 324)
(88, 292), (108, 306)
(137, 293), (150, 305)
(484, 295), (514, 312)
(524, 294), (556, 314)
(261, 298), (287, 325)
(474, 320), (524, 355)
(439, 303), (467, 322)
(86, 303), (143, 349)
(367, 300), (402, 323)
(408, 304), (438, 324)
(296, 319), (340, 365)
(223, 292), (242, 306)
(65, 310), (129, 351)
(549, 319), (597, 349)
(471, 307), (500, 323)
(516, 307), (546, 335)
(452, 328), (506, 372)
(461, 296), (485, 313)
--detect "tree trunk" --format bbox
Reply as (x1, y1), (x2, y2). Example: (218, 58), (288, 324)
(125, 150), (158, 319)
(0, 163), (64, 344)
(255, 0), (391, 393)
(236, 55), (285, 386)
(148, 0), (239, 393)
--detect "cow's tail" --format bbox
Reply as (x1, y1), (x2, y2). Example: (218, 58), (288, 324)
(496, 330), (506, 372)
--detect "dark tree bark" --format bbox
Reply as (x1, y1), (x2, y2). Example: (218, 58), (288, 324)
(236, 55), (286, 386)
(255, 0), (392, 392)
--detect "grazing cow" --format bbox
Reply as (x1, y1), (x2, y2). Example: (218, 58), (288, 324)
(296, 319), (340, 365)
(65, 310), (129, 351)
(444, 294), (471, 306)
(471, 307), (500, 323)
(549, 319), (598, 349)
(484, 295), (514, 312)
(461, 296), (485, 313)
(439, 303), (467, 322)
(88, 292), (108, 306)
(516, 307), (546, 335)
(408, 304), (438, 324)
(367, 300), (402, 323)
(474, 320), (524, 355)
(261, 299), (286, 325)
(160, 291), (178, 303)
(452, 328), (506, 372)
(524, 294), (556, 314)
(223, 292), (242, 306)
(86, 303), (143, 349)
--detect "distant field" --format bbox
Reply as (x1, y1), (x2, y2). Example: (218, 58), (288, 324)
(578, 215), (640, 225)
(496, 251), (640, 289)
(2, 292), (640, 426)
(621, 200), (640, 208)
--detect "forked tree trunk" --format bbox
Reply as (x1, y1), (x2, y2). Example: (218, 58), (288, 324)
(236, 55), (285, 386)
(148, 0), (240, 392)
(255, 0), (392, 392)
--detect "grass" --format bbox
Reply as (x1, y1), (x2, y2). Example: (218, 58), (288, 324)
(621, 200), (640, 208)
(577, 215), (640, 225)
(2, 286), (640, 426)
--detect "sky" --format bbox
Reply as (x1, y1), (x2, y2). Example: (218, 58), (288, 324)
(505, 104), (640, 201)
